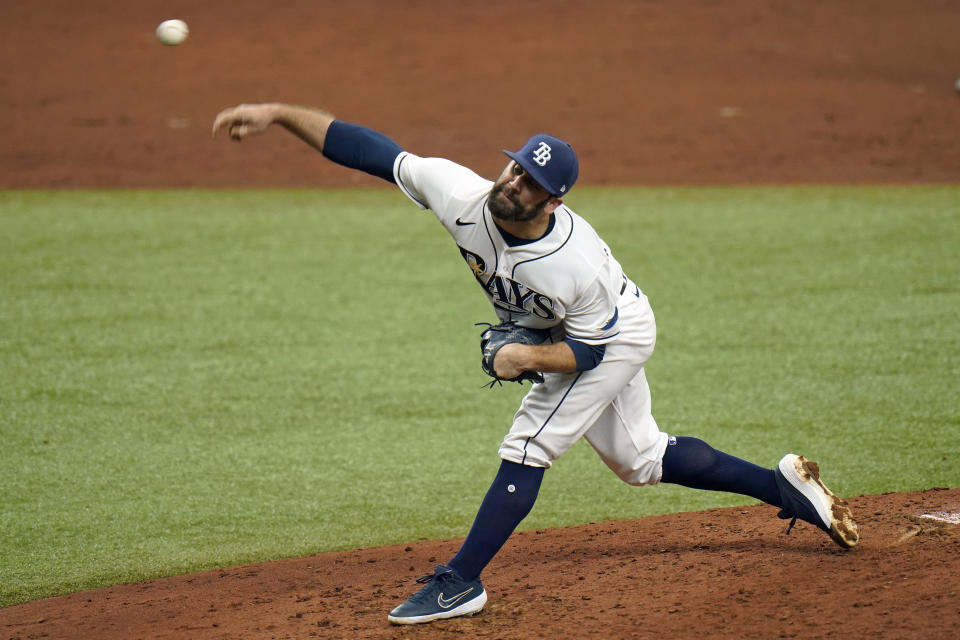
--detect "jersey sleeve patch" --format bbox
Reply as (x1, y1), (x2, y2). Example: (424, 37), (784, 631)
(600, 307), (619, 331)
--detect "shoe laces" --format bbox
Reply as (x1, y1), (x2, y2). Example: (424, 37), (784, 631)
(777, 507), (801, 535)
(415, 572), (440, 585)
(784, 515), (799, 535)
(404, 567), (458, 604)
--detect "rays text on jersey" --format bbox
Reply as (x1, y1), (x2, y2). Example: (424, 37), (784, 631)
(487, 275), (556, 320)
(458, 247), (557, 320)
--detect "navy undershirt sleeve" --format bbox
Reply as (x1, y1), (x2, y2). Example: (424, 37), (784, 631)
(321, 120), (403, 184)
(564, 338), (606, 371)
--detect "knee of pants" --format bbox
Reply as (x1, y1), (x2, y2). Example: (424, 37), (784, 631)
(589, 429), (670, 486)
(611, 458), (665, 486)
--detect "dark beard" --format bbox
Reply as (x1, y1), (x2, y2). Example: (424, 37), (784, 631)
(488, 183), (545, 222)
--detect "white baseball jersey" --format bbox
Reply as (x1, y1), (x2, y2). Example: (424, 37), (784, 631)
(393, 152), (669, 483)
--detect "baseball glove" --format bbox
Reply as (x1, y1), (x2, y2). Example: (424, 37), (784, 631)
(477, 321), (552, 386)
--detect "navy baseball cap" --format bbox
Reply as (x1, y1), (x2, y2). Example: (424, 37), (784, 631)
(503, 134), (579, 197)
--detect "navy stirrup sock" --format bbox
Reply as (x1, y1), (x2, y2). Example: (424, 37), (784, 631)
(661, 436), (781, 507)
(450, 442), (777, 582)
(448, 460), (544, 582)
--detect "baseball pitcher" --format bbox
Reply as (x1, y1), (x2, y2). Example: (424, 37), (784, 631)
(212, 103), (859, 625)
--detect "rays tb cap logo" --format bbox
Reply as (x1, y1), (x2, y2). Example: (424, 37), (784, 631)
(503, 133), (579, 197)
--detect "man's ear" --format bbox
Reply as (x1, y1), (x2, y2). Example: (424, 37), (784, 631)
(545, 198), (563, 214)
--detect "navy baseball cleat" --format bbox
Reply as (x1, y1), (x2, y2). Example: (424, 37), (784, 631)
(387, 565), (487, 625)
(774, 453), (860, 549)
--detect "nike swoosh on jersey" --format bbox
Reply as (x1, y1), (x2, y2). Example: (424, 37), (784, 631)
(455, 218), (476, 226)
(437, 587), (474, 609)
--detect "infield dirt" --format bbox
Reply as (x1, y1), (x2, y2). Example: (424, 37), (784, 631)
(2, 1), (959, 639)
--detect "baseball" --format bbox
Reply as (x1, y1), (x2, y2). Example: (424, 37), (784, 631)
(156, 19), (189, 46)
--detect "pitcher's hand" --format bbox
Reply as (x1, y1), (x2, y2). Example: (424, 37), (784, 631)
(212, 103), (277, 141)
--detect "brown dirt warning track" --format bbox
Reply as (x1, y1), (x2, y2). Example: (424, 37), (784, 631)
(2, 1), (959, 638)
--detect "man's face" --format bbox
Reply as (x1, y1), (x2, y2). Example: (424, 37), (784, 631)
(488, 161), (557, 223)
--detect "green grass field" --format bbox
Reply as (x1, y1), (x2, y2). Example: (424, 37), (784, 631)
(2, 186), (958, 607)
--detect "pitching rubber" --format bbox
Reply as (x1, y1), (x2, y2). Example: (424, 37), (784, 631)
(778, 454), (860, 548)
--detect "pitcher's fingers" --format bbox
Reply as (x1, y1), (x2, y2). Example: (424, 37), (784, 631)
(211, 107), (242, 137)
(228, 123), (251, 140)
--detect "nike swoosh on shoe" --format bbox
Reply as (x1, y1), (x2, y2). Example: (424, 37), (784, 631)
(437, 587), (474, 609)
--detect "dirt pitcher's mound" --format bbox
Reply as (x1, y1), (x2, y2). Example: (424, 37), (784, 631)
(3, 488), (958, 640)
